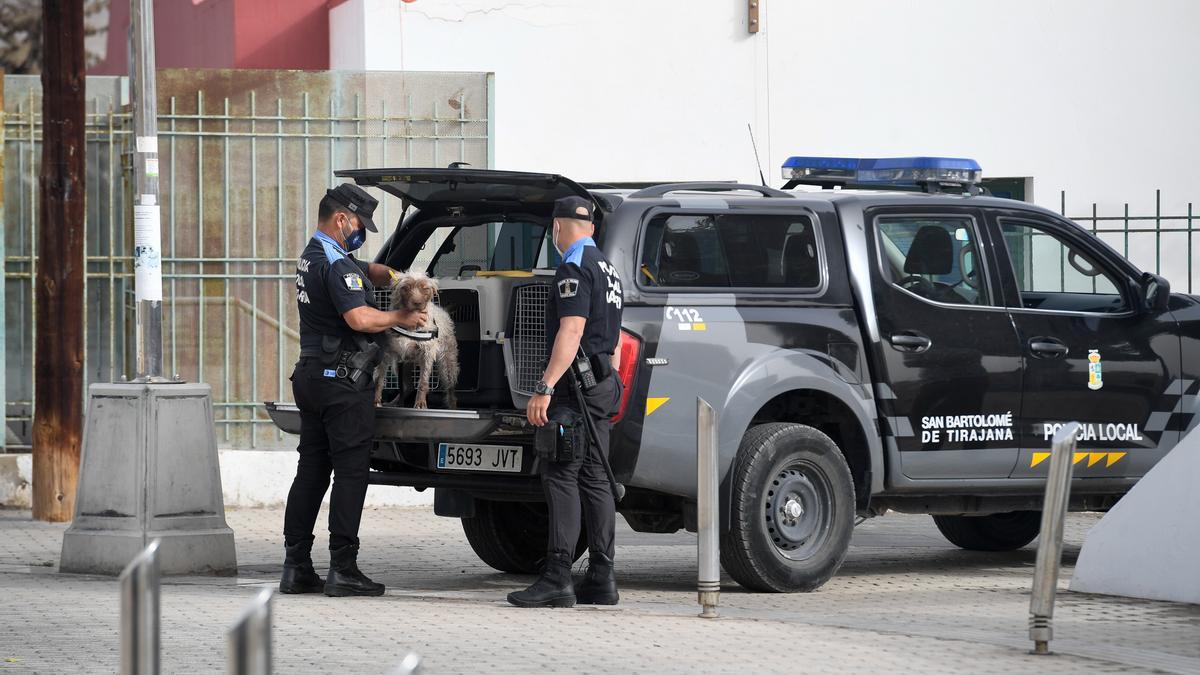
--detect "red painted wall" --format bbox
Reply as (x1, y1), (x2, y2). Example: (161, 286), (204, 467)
(90, 0), (329, 75)
(234, 0), (329, 70)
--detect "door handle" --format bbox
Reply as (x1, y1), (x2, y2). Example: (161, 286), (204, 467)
(1029, 338), (1069, 359)
(889, 332), (932, 353)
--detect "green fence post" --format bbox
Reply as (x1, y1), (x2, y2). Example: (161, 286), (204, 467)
(1, 76), (6, 451)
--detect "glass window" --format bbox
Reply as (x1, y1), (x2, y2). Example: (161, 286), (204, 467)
(998, 220), (1127, 313)
(416, 222), (555, 276)
(876, 216), (990, 306)
(640, 213), (820, 289)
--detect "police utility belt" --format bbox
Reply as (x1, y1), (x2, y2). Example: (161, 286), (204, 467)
(533, 350), (613, 463)
(304, 334), (381, 387)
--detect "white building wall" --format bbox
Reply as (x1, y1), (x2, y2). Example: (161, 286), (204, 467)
(332, 0), (1200, 288)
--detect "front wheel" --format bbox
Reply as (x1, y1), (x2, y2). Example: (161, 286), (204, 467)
(720, 423), (856, 592)
(461, 500), (585, 573)
(932, 511), (1041, 551)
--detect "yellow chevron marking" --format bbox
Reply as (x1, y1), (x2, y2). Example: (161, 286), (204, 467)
(646, 397), (670, 416)
(1033, 451), (1128, 470)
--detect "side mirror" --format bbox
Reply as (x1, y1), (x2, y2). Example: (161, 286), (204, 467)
(1141, 273), (1170, 313)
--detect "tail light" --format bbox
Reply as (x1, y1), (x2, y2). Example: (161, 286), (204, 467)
(611, 329), (642, 423)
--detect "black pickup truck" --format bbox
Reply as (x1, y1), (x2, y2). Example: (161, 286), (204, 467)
(267, 158), (1199, 592)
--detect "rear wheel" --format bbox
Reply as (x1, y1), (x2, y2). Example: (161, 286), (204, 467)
(461, 500), (585, 573)
(720, 423), (855, 592)
(932, 511), (1042, 551)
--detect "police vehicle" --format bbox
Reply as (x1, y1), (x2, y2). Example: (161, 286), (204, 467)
(266, 157), (1200, 592)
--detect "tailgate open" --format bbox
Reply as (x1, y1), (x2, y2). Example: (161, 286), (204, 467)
(264, 402), (506, 442)
(333, 167), (598, 213)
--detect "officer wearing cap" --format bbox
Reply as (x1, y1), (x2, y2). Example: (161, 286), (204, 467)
(508, 196), (624, 608)
(280, 183), (428, 598)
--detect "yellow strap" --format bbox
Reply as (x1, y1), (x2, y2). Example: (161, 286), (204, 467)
(474, 270), (536, 278)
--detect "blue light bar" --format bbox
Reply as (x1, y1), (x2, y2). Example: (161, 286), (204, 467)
(781, 155), (982, 186)
(781, 156), (860, 178)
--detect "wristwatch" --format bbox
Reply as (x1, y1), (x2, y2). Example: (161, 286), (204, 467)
(534, 380), (555, 396)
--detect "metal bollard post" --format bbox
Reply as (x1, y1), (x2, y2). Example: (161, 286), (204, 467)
(697, 397), (720, 619)
(228, 588), (273, 675)
(120, 539), (162, 675)
(387, 652), (424, 675)
(1029, 422), (1080, 655)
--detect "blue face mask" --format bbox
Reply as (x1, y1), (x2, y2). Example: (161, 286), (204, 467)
(341, 219), (366, 252)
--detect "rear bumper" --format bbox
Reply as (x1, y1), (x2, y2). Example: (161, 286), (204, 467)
(264, 401), (514, 442)
(264, 401), (544, 498)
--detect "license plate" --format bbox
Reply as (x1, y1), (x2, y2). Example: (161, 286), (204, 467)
(436, 443), (523, 473)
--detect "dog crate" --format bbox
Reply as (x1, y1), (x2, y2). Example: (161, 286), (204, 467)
(509, 282), (551, 396)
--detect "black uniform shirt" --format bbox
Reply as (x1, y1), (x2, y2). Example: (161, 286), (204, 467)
(546, 237), (623, 357)
(295, 231), (376, 353)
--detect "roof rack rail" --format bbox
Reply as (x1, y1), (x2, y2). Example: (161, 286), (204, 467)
(628, 182), (792, 199)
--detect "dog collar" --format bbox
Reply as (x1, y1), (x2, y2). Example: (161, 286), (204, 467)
(390, 326), (439, 341)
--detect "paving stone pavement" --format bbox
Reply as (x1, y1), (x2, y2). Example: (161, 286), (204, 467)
(0, 506), (1197, 674)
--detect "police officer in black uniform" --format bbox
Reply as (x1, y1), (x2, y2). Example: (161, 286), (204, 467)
(280, 183), (428, 597)
(508, 196), (624, 608)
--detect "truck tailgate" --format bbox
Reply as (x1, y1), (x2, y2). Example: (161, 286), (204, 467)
(263, 402), (509, 442)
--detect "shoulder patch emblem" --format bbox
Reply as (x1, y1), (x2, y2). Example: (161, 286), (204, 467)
(558, 278), (579, 298)
(343, 273), (364, 291)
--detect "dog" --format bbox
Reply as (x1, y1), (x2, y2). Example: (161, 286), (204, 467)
(374, 270), (459, 409)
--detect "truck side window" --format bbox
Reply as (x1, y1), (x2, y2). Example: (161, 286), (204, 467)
(998, 220), (1128, 313)
(876, 216), (990, 306)
(640, 213), (820, 289)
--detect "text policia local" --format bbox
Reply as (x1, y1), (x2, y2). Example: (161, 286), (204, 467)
(919, 414), (1143, 444)
(1041, 422), (1143, 442)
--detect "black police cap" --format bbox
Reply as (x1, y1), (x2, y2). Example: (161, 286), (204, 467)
(552, 196), (594, 222)
(326, 183), (379, 232)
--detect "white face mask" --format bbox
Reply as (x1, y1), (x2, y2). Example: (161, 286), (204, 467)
(552, 221), (563, 256)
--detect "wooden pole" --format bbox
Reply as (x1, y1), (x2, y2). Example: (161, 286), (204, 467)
(33, 0), (86, 522)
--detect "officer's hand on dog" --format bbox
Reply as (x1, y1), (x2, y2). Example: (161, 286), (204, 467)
(526, 393), (551, 427)
(394, 308), (429, 330)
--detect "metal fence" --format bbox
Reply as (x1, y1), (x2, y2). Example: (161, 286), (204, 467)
(1059, 190), (1196, 295)
(3, 70), (491, 449)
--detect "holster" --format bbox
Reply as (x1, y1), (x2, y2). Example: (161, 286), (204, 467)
(319, 334), (382, 389)
(535, 407), (589, 463)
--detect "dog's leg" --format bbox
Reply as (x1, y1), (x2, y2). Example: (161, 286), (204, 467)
(374, 357), (390, 407)
(414, 348), (436, 409)
(440, 347), (460, 410)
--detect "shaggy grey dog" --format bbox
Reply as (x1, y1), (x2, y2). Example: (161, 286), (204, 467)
(374, 271), (459, 409)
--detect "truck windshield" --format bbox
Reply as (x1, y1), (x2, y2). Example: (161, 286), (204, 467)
(415, 221), (558, 276)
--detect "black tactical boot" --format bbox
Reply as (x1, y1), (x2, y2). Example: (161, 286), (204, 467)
(324, 544), (386, 597)
(506, 553), (576, 608)
(279, 540), (324, 594)
(574, 553), (618, 605)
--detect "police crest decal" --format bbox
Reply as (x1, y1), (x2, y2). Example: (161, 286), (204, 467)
(1087, 349), (1103, 390)
(558, 278), (579, 298)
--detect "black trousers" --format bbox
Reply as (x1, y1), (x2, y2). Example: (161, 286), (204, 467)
(542, 375), (622, 562)
(283, 357), (375, 551)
